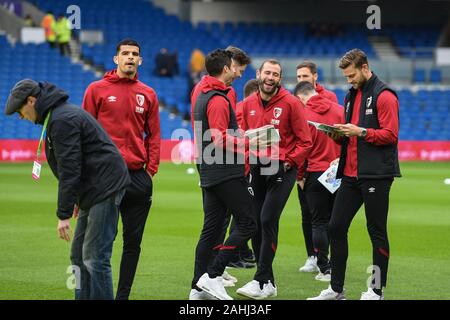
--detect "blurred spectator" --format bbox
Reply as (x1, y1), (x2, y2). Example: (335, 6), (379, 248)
(187, 48), (206, 102)
(41, 11), (56, 48)
(24, 14), (36, 27)
(190, 48), (205, 74)
(154, 48), (178, 77)
(55, 14), (72, 56)
(172, 50), (180, 75)
(307, 23), (342, 37)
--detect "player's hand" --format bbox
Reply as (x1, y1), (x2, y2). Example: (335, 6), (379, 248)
(334, 123), (363, 137)
(283, 162), (292, 172)
(57, 219), (72, 242)
(297, 178), (305, 190)
(326, 131), (342, 140)
(72, 204), (79, 219)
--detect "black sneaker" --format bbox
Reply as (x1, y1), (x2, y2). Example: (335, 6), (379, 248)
(240, 249), (256, 263)
(227, 259), (256, 269)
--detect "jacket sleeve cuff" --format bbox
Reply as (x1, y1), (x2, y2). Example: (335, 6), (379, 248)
(57, 209), (72, 220)
(365, 128), (375, 142)
(285, 157), (296, 169)
(146, 165), (157, 177)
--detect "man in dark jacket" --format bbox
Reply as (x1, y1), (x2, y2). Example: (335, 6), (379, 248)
(5, 79), (130, 300)
(190, 49), (258, 300)
(308, 49), (401, 301)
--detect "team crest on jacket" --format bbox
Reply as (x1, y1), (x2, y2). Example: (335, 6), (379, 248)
(366, 96), (372, 108)
(136, 94), (145, 107)
(273, 107), (282, 119)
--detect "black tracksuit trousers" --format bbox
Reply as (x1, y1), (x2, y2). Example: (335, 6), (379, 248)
(250, 164), (297, 285)
(116, 169), (153, 300)
(217, 212), (253, 263)
(304, 171), (335, 273)
(297, 185), (315, 257)
(192, 177), (257, 288)
(329, 176), (393, 293)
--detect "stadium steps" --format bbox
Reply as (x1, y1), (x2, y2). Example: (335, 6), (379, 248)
(68, 38), (82, 63)
(368, 36), (401, 60)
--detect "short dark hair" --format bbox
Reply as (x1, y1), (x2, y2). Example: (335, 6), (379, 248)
(225, 46), (251, 66)
(205, 49), (232, 77)
(243, 79), (259, 98)
(259, 59), (282, 75)
(339, 48), (368, 69)
(296, 61), (317, 74)
(116, 38), (141, 54)
(293, 81), (316, 96)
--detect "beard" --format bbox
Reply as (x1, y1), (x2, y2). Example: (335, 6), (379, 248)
(258, 78), (279, 95)
(353, 74), (368, 89)
(122, 63), (136, 75)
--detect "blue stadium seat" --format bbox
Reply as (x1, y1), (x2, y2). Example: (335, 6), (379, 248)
(414, 69), (426, 83)
(430, 69), (442, 83)
(0, 2), (447, 142)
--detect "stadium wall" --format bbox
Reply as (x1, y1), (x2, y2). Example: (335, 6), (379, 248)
(1, 139), (449, 162)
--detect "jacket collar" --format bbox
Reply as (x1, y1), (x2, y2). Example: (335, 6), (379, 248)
(349, 72), (379, 96)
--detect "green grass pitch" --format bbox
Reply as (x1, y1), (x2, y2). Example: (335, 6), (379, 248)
(0, 161), (449, 300)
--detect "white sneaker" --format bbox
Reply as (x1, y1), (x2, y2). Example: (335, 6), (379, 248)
(236, 280), (277, 300)
(262, 281), (277, 299)
(236, 280), (263, 299)
(299, 256), (319, 273)
(196, 273), (233, 300)
(360, 288), (384, 300)
(223, 278), (236, 287)
(315, 271), (331, 282)
(222, 271), (238, 283)
(307, 285), (346, 300)
(189, 288), (218, 300)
